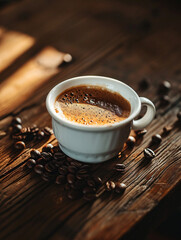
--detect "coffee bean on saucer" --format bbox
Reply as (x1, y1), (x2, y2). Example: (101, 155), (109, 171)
(43, 127), (53, 136)
(159, 95), (170, 106)
(37, 131), (45, 140)
(11, 117), (22, 126)
(126, 136), (136, 148)
(135, 129), (147, 137)
(177, 111), (181, 122)
(114, 163), (126, 173)
(152, 134), (162, 145)
(139, 78), (150, 90)
(34, 164), (44, 174)
(30, 149), (41, 160)
(144, 148), (156, 160)
(15, 141), (25, 150)
(26, 158), (36, 168)
(158, 81), (171, 95)
(12, 124), (22, 134)
(105, 181), (115, 191)
(115, 182), (126, 194)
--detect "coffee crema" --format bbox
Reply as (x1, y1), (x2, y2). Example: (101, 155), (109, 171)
(54, 85), (131, 126)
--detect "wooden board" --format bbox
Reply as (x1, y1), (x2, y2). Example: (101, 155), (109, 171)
(0, 0), (181, 239)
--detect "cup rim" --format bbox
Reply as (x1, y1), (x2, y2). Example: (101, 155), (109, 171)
(46, 75), (141, 131)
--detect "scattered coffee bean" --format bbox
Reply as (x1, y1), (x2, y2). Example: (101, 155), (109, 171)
(26, 158), (36, 168)
(12, 124), (22, 134)
(162, 126), (172, 134)
(67, 173), (75, 184)
(152, 134), (162, 145)
(177, 111), (181, 122)
(43, 127), (53, 136)
(45, 162), (56, 173)
(52, 146), (60, 153)
(105, 181), (115, 191)
(30, 149), (41, 160)
(15, 141), (26, 150)
(41, 152), (52, 161)
(115, 182), (127, 194)
(135, 129), (147, 137)
(68, 165), (77, 174)
(144, 148), (156, 160)
(83, 192), (96, 201)
(58, 166), (68, 175)
(158, 81), (171, 95)
(34, 164), (44, 174)
(54, 152), (65, 160)
(126, 136), (136, 148)
(42, 143), (53, 152)
(139, 78), (150, 90)
(114, 163), (126, 173)
(55, 175), (65, 184)
(11, 117), (22, 125)
(37, 131), (45, 140)
(159, 95), (170, 106)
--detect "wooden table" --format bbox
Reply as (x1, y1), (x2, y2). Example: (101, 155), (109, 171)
(0, 0), (181, 239)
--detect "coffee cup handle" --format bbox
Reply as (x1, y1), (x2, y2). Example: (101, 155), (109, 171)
(132, 97), (156, 130)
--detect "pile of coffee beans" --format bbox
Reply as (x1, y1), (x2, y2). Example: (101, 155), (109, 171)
(10, 117), (53, 150)
(26, 144), (128, 200)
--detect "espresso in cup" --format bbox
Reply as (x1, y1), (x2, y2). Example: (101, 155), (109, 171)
(54, 85), (131, 125)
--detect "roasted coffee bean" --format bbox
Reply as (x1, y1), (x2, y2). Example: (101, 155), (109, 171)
(144, 148), (156, 160)
(126, 136), (136, 148)
(114, 163), (126, 173)
(30, 127), (39, 133)
(26, 158), (36, 168)
(177, 111), (181, 122)
(68, 166), (77, 173)
(21, 127), (28, 134)
(42, 143), (53, 152)
(66, 157), (72, 162)
(80, 165), (90, 171)
(43, 127), (53, 136)
(41, 152), (52, 161)
(67, 173), (75, 184)
(45, 162), (56, 173)
(30, 149), (41, 160)
(53, 158), (64, 167)
(115, 182), (127, 193)
(83, 186), (96, 195)
(34, 164), (44, 174)
(162, 126), (172, 134)
(41, 174), (51, 182)
(83, 192), (96, 201)
(36, 158), (46, 165)
(54, 152), (65, 160)
(12, 134), (23, 140)
(87, 179), (96, 188)
(65, 183), (71, 190)
(67, 189), (79, 200)
(105, 181), (115, 191)
(152, 134), (162, 145)
(11, 117), (22, 125)
(135, 129), (147, 137)
(0, 130), (6, 138)
(159, 95), (170, 106)
(37, 131), (45, 140)
(77, 168), (89, 174)
(15, 141), (25, 150)
(12, 124), (22, 134)
(51, 146), (60, 153)
(58, 166), (68, 175)
(158, 81), (171, 94)
(93, 176), (102, 187)
(55, 175), (65, 184)
(70, 161), (82, 167)
(139, 78), (150, 90)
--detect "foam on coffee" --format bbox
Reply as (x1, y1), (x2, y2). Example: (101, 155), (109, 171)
(54, 85), (131, 126)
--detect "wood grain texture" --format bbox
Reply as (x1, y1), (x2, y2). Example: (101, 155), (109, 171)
(0, 0), (181, 240)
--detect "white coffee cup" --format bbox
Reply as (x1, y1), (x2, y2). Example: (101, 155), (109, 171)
(46, 76), (155, 163)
